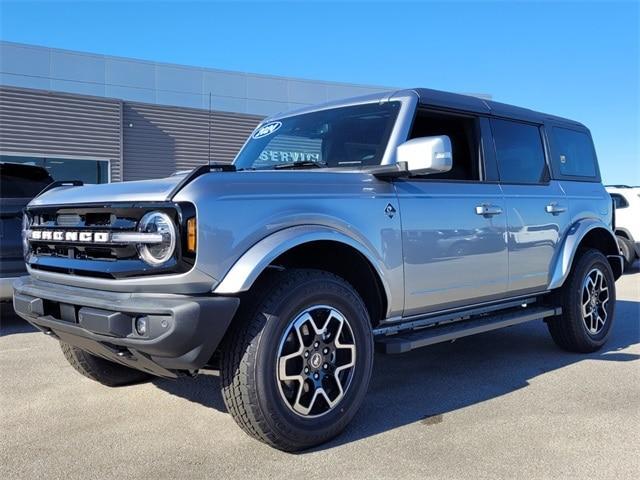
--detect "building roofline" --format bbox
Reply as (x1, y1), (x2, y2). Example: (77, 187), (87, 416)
(0, 40), (395, 91)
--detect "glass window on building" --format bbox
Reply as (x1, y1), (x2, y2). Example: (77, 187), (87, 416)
(0, 155), (110, 184)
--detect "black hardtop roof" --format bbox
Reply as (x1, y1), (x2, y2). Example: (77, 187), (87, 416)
(412, 87), (586, 129)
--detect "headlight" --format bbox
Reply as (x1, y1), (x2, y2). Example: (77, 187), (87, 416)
(137, 211), (176, 266)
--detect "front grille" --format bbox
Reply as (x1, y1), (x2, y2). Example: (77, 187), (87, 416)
(25, 202), (193, 279)
(28, 206), (144, 262)
(56, 214), (82, 227)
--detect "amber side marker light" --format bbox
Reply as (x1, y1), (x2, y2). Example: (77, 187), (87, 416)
(187, 217), (197, 253)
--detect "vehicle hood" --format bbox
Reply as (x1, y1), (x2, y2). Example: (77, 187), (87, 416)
(28, 168), (385, 208)
(29, 174), (187, 206)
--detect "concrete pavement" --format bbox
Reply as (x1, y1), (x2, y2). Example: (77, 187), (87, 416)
(1, 268), (638, 479)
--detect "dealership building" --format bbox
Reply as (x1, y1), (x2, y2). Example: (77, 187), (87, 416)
(0, 41), (489, 184)
(0, 41), (400, 184)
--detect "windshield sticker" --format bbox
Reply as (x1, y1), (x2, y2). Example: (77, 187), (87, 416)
(253, 122), (282, 139)
(259, 151), (320, 163)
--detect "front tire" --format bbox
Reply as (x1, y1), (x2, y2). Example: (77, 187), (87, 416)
(60, 343), (152, 386)
(220, 269), (374, 452)
(547, 249), (616, 353)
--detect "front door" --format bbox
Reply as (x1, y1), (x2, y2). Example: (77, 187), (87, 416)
(396, 110), (509, 317)
(396, 180), (508, 317)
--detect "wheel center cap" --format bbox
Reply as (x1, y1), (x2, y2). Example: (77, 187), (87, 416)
(309, 352), (322, 369)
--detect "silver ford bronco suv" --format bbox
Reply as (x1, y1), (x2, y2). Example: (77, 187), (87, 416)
(13, 88), (622, 451)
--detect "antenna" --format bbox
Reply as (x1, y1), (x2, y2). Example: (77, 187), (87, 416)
(208, 92), (212, 167)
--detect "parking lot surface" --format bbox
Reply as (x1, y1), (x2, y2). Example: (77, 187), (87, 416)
(1, 268), (639, 480)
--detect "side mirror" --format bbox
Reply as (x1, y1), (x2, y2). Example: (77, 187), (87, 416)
(396, 135), (453, 176)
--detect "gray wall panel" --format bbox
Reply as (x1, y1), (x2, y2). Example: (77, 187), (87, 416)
(0, 43), (50, 77)
(0, 42), (409, 117)
(106, 58), (155, 89)
(0, 86), (122, 181)
(50, 50), (106, 83)
(123, 102), (262, 181)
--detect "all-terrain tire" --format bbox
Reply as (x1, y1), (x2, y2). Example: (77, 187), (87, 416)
(60, 343), (152, 387)
(617, 236), (635, 271)
(547, 249), (616, 353)
(220, 268), (374, 452)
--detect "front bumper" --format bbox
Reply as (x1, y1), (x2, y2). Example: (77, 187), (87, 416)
(12, 276), (239, 378)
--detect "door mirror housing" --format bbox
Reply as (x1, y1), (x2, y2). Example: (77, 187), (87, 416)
(396, 135), (453, 176)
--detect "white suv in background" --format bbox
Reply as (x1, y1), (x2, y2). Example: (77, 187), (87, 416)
(607, 185), (640, 269)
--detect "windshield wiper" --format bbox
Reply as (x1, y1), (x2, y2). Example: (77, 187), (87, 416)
(273, 161), (326, 170)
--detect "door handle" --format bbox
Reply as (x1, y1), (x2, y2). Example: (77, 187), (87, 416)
(545, 203), (567, 215)
(475, 204), (503, 217)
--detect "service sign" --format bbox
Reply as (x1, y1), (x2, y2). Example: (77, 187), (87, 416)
(259, 150), (321, 163)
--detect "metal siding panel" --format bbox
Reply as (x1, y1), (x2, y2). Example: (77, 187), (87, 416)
(0, 86), (122, 181)
(123, 102), (262, 181)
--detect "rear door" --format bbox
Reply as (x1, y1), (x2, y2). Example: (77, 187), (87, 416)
(490, 119), (570, 294)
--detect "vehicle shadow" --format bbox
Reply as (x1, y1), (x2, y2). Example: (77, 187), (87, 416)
(153, 299), (639, 451)
(152, 371), (227, 412)
(0, 303), (38, 336)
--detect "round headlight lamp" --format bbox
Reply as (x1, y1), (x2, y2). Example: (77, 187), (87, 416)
(137, 211), (176, 266)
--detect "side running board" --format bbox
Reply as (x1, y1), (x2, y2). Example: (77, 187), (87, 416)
(376, 306), (561, 354)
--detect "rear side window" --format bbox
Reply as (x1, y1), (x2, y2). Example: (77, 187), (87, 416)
(491, 119), (548, 184)
(552, 127), (598, 178)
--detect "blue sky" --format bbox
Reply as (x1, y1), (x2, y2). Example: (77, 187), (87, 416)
(1, 0), (638, 184)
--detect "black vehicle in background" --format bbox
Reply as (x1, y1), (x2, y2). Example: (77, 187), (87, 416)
(0, 162), (54, 300)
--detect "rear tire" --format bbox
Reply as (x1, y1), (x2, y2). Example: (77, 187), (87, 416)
(617, 236), (635, 271)
(220, 269), (374, 452)
(547, 249), (616, 353)
(60, 343), (152, 387)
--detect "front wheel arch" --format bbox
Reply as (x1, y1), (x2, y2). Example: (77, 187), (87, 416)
(214, 226), (391, 323)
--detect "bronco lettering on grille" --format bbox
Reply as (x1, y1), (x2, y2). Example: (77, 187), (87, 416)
(29, 230), (110, 243)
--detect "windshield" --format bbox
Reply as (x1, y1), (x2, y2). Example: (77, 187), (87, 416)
(234, 101), (400, 170)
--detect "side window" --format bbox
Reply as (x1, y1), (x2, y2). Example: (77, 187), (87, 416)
(552, 127), (598, 178)
(408, 111), (480, 181)
(491, 119), (548, 184)
(610, 193), (628, 209)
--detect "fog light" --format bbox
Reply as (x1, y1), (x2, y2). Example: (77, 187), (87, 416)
(135, 317), (148, 336)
